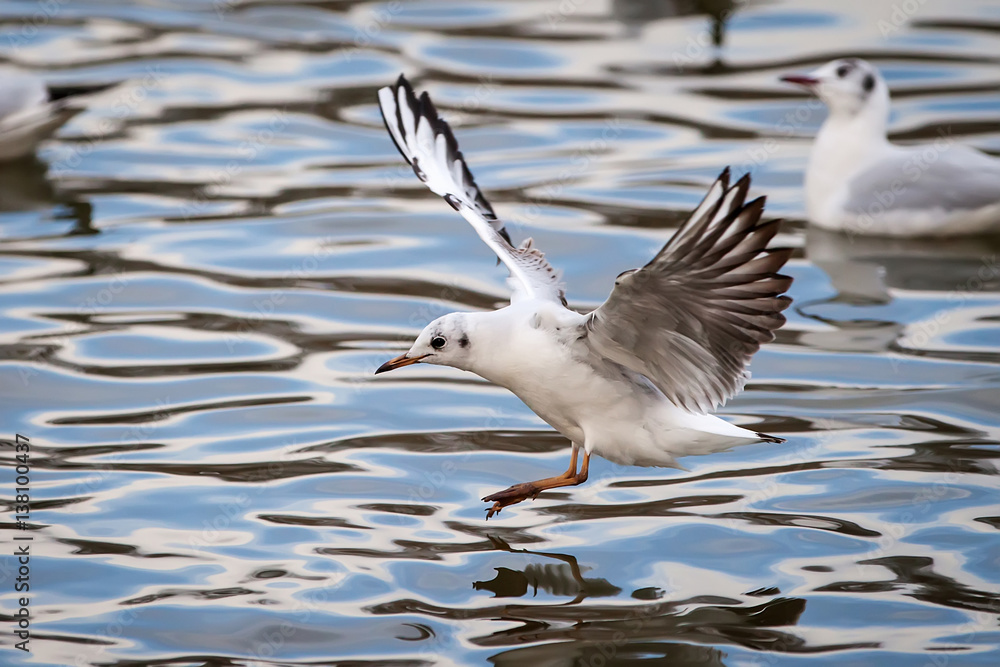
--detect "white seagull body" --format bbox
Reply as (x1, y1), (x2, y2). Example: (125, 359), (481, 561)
(0, 69), (86, 161)
(441, 299), (759, 468)
(375, 75), (792, 517)
(782, 58), (1000, 237)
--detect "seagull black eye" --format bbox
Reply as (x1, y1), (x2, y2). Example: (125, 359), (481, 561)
(431, 336), (446, 350)
(836, 65), (851, 78)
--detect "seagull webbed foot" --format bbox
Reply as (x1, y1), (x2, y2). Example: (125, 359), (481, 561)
(482, 450), (590, 519)
(482, 483), (543, 518)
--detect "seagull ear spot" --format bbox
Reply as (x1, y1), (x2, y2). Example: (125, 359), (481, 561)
(862, 74), (875, 93)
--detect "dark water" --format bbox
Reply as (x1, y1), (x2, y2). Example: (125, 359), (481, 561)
(1, 1), (999, 665)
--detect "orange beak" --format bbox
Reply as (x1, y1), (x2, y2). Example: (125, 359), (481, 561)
(375, 353), (428, 374)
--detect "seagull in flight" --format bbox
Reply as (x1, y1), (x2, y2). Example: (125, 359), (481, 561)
(781, 58), (1000, 237)
(375, 75), (792, 518)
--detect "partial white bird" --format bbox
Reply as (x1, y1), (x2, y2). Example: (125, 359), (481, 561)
(781, 58), (1000, 237)
(375, 75), (792, 518)
(0, 69), (100, 161)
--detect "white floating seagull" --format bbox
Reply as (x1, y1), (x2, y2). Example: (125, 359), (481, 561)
(375, 75), (792, 518)
(0, 69), (101, 161)
(781, 58), (1000, 237)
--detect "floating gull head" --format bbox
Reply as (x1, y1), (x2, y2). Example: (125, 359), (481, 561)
(780, 57), (1000, 236)
(782, 58), (889, 121)
(376, 313), (475, 374)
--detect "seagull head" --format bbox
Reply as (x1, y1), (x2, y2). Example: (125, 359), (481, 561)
(375, 313), (474, 375)
(781, 58), (888, 119)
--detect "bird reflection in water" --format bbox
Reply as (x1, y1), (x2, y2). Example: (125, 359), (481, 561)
(806, 227), (1000, 306)
(613, 0), (736, 48)
(0, 155), (96, 237)
(475, 536), (622, 603)
(468, 538), (825, 665)
(799, 227), (1000, 358)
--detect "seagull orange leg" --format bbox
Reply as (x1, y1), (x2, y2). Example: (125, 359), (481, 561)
(483, 446), (590, 519)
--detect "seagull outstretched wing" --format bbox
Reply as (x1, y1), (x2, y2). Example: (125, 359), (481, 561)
(378, 75), (566, 305)
(584, 170), (793, 414)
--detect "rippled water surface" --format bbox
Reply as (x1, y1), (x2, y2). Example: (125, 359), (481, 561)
(2, 0), (1000, 665)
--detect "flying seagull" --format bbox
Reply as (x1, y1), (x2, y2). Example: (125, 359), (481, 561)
(0, 69), (107, 161)
(375, 75), (792, 518)
(781, 58), (1000, 237)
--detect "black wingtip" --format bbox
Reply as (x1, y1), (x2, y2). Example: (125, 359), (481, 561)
(734, 171), (751, 191)
(378, 73), (514, 265)
(392, 73), (415, 98)
(745, 195), (766, 214)
(660, 166), (743, 260)
(385, 75), (502, 226)
(756, 432), (785, 444)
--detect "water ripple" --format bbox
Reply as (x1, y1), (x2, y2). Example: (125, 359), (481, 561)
(1, 0), (999, 665)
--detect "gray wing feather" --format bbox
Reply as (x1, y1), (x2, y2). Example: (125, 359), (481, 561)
(845, 147), (1000, 214)
(584, 169), (793, 414)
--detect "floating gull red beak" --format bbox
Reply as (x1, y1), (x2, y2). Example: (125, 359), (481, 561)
(780, 74), (820, 88)
(375, 353), (427, 374)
